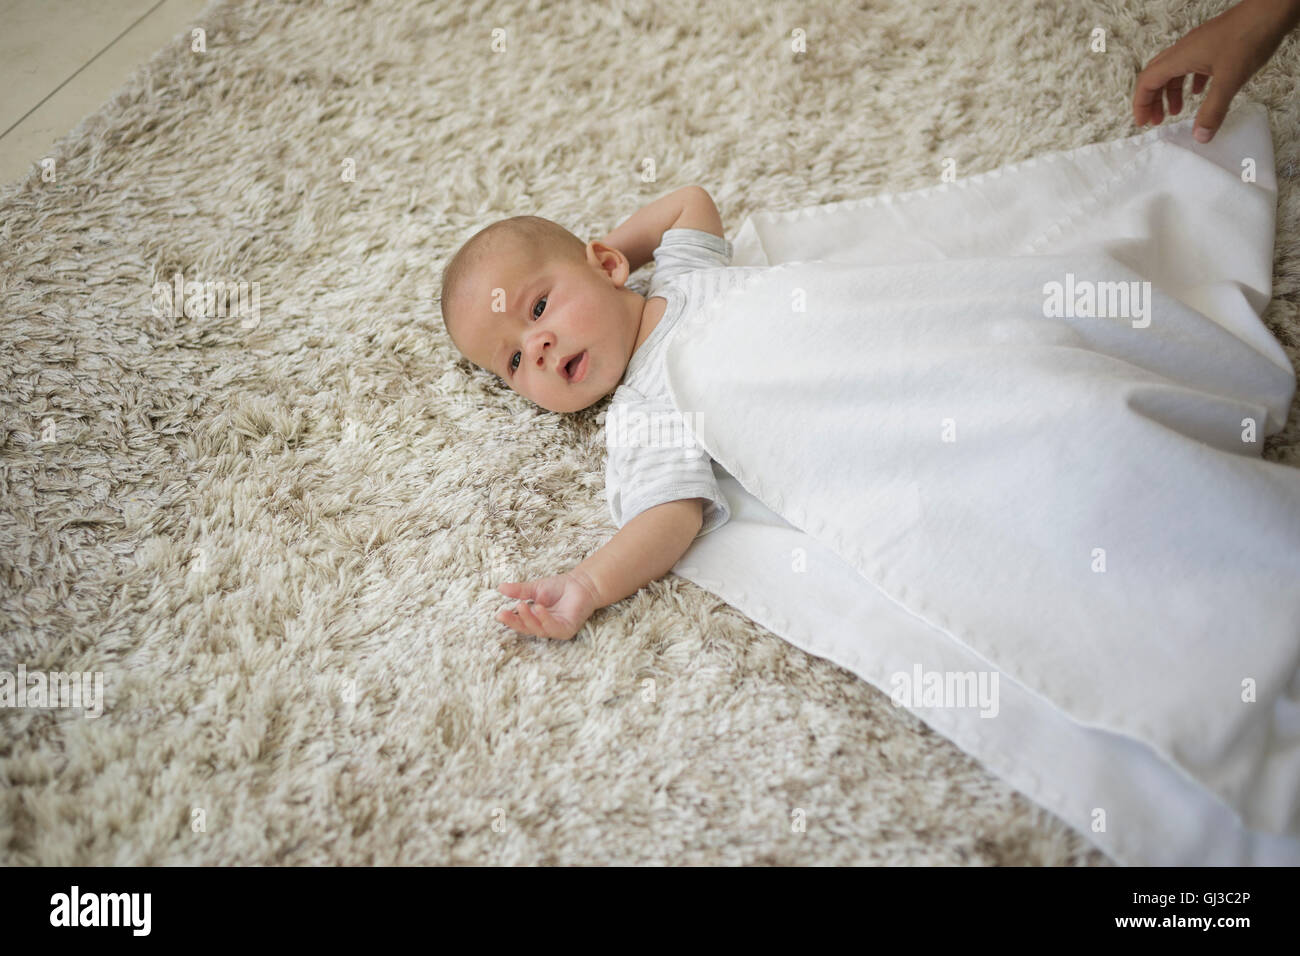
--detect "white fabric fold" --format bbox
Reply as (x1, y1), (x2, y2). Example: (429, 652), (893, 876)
(664, 104), (1300, 864)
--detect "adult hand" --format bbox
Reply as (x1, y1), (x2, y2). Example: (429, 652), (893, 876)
(1132, 0), (1300, 143)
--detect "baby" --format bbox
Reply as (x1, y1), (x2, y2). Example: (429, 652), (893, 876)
(439, 186), (739, 641)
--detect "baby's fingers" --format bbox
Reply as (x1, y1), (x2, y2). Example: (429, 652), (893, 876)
(515, 599), (554, 637)
(497, 598), (533, 629)
(517, 600), (573, 640)
(531, 602), (575, 640)
(498, 604), (542, 638)
(496, 605), (525, 632)
(497, 580), (536, 601)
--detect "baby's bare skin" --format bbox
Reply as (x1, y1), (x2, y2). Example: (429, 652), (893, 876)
(496, 497), (706, 640)
(448, 186), (726, 639)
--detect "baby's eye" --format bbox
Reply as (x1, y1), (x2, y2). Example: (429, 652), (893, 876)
(509, 296), (547, 374)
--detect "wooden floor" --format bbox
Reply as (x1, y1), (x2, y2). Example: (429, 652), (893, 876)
(0, 0), (209, 184)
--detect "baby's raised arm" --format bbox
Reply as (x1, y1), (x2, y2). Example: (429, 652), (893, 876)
(496, 498), (705, 640)
(598, 185), (725, 272)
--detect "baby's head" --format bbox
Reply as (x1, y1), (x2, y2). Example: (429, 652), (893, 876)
(440, 216), (647, 414)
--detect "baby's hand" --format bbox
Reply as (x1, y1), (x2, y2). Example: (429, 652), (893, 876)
(495, 570), (600, 640)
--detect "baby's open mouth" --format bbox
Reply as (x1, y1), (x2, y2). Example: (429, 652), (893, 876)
(564, 351), (588, 383)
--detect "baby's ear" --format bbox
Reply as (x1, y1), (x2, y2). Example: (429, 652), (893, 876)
(589, 240), (629, 282)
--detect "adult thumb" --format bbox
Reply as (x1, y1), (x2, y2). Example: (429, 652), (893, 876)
(1193, 73), (1242, 142)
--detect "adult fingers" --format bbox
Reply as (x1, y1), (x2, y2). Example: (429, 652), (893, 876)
(1164, 75), (1184, 117)
(1133, 56), (1185, 125)
(1193, 71), (1244, 142)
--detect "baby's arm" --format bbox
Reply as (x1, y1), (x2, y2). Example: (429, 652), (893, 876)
(573, 497), (705, 607)
(496, 498), (705, 640)
(598, 185), (725, 273)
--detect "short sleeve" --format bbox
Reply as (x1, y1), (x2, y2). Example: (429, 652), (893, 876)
(604, 391), (731, 539)
(647, 228), (734, 296)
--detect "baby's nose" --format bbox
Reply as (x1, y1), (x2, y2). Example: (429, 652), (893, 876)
(529, 336), (552, 366)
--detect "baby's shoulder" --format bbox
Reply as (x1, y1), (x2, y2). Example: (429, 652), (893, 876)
(605, 382), (651, 412)
(649, 230), (734, 288)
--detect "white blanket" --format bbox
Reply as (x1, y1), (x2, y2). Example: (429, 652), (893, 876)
(664, 104), (1300, 865)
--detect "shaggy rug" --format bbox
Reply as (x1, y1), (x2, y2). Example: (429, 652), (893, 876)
(2, 0), (1296, 865)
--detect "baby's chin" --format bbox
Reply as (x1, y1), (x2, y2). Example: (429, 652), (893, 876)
(533, 377), (620, 413)
(538, 391), (604, 414)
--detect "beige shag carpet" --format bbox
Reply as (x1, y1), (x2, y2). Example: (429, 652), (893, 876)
(2, 0), (1297, 866)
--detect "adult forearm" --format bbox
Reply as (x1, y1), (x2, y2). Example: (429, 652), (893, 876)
(570, 498), (704, 608)
(1255, 0), (1300, 32)
(597, 187), (694, 273)
(1241, 0), (1300, 43)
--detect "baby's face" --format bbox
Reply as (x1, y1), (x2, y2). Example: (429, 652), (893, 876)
(450, 239), (643, 413)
